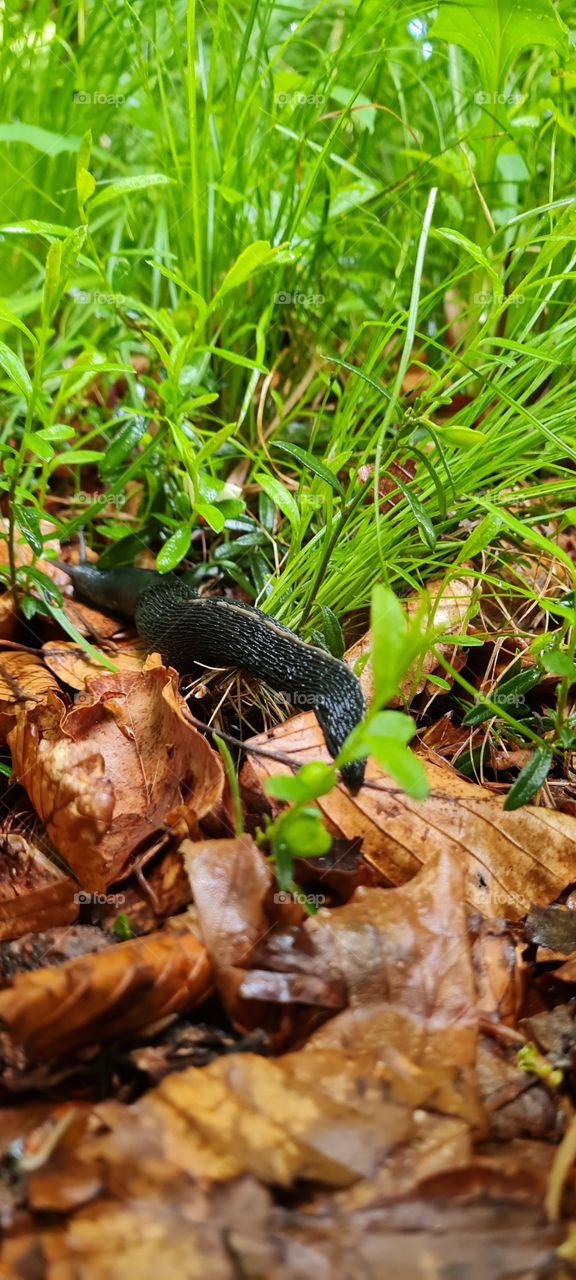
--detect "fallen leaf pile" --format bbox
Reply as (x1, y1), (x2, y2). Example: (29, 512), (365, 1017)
(2, 554), (576, 1277)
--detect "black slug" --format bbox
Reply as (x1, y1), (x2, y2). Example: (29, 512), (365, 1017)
(58, 561), (366, 791)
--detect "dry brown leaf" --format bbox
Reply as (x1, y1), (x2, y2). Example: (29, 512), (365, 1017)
(38, 1180), (278, 1280)
(0, 926), (212, 1065)
(0, 651), (62, 743)
(346, 573), (474, 704)
(8, 657), (224, 890)
(299, 848), (484, 1133)
(184, 835), (346, 1036)
(243, 715), (576, 920)
(471, 918), (523, 1026)
(357, 457), (416, 512)
(10, 1177), (566, 1280)
(60, 594), (129, 639)
(42, 637), (145, 690)
(0, 831), (78, 942)
(185, 835), (273, 971)
(89, 1049), (415, 1190)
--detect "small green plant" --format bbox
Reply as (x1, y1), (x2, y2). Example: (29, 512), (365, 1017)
(457, 584), (576, 808)
(259, 585), (431, 905)
(111, 912), (133, 941)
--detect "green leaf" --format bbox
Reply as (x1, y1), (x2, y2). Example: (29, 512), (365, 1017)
(272, 808), (332, 871)
(100, 418), (148, 476)
(370, 586), (408, 707)
(430, 0), (566, 91)
(194, 422), (240, 469)
(76, 130), (94, 209)
(0, 341), (31, 398)
(0, 219), (71, 238)
(540, 650), (576, 681)
(195, 500), (227, 533)
(255, 471), (300, 532)
(365, 710), (417, 746)
(198, 345), (268, 372)
(76, 129), (92, 178)
(273, 441), (345, 497)
(42, 238), (63, 326)
(77, 167), (96, 207)
(456, 513), (504, 562)
(370, 739), (429, 799)
(0, 304), (37, 346)
(463, 665), (542, 724)
(25, 432), (54, 461)
(319, 605), (345, 659)
(111, 913), (133, 941)
(435, 229), (503, 295)
(156, 526), (192, 572)
(210, 240), (291, 309)
(14, 504), (43, 555)
(394, 476), (436, 549)
(36, 424), (75, 442)
(146, 259), (207, 324)
(0, 123), (82, 156)
(61, 225), (87, 279)
(503, 746), (554, 810)
(89, 173), (173, 211)
(265, 762), (337, 803)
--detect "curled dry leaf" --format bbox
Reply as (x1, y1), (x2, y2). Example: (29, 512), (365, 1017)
(61, 595), (129, 640)
(42, 638), (145, 691)
(243, 715), (576, 920)
(8, 657), (224, 891)
(0, 926), (212, 1066)
(0, 832), (78, 943)
(184, 835), (347, 1036)
(346, 573), (474, 704)
(471, 919), (523, 1027)
(0, 651), (62, 743)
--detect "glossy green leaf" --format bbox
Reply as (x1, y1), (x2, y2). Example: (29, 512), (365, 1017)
(370, 586), (409, 708)
(89, 173), (173, 211)
(319, 605), (345, 659)
(265, 762), (337, 803)
(0, 341), (31, 398)
(503, 746), (554, 810)
(273, 441), (345, 497)
(156, 526), (192, 571)
(210, 240), (291, 309)
(255, 471), (300, 531)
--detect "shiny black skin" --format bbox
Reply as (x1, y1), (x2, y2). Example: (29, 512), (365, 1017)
(60, 562), (366, 791)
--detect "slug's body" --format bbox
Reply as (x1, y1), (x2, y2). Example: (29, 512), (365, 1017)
(59, 562), (366, 791)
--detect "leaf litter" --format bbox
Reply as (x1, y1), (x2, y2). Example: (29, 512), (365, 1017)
(2, 555), (576, 1277)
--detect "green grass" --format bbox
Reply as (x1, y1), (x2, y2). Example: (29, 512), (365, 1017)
(0, 0), (575, 661)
